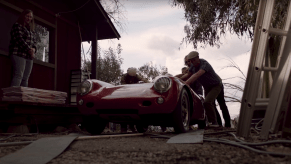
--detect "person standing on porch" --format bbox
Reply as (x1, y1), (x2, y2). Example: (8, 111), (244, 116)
(9, 9), (37, 87)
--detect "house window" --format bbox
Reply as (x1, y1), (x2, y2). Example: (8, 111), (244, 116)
(34, 24), (49, 63)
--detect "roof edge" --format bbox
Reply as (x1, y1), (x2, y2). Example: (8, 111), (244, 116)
(94, 0), (121, 39)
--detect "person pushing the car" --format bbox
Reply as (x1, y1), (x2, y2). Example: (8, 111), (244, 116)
(184, 54), (230, 128)
(180, 51), (222, 128)
(184, 55), (203, 96)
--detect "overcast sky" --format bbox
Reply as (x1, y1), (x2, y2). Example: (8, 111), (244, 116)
(82, 0), (253, 119)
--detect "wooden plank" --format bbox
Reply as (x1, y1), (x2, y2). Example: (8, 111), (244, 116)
(76, 133), (144, 140)
(4, 92), (66, 99)
(2, 97), (65, 104)
(33, 60), (55, 69)
(1, 87), (66, 103)
(2, 87), (67, 96)
(1, 87), (67, 104)
(0, 102), (69, 109)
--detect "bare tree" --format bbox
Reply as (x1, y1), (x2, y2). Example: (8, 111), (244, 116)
(82, 44), (123, 84)
(99, 0), (127, 33)
(81, 0), (127, 79)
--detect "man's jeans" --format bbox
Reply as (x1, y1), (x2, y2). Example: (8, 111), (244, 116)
(204, 83), (222, 124)
(215, 84), (231, 127)
(10, 55), (33, 87)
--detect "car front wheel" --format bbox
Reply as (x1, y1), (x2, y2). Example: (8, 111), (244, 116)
(173, 88), (190, 133)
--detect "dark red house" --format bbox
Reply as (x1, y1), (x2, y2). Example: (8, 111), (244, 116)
(0, 0), (120, 97)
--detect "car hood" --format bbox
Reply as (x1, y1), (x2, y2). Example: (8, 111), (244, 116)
(89, 82), (158, 99)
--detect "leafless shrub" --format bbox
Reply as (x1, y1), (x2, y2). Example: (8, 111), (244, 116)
(220, 57), (246, 103)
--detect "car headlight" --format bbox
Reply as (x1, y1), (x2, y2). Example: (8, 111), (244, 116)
(153, 76), (172, 93)
(77, 80), (92, 95)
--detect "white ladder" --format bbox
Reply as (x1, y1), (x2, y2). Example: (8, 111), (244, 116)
(237, 0), (291, 139)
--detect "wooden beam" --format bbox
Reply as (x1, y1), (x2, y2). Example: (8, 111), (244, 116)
(76, 133), (144, 140)
(54, 19), (58, 90)
(33, 60), (55, 69)
(0, 50), (8, 56)
(91, 25), (98, 79)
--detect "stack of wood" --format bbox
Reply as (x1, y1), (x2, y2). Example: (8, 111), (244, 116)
(1, 87), (67, 104)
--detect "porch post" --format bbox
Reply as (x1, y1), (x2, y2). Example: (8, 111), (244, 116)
(91, 25), (98, 79)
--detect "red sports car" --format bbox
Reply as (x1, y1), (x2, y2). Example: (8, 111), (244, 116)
(77, 75), (206, 134)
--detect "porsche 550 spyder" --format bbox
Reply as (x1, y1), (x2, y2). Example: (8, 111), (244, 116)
(77, 75), (206, 135)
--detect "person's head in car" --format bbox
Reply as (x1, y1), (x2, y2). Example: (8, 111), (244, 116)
(121, 67), (148, 84)
(120, 67), (141, 84)
(127, 67), (137, 77)
(182, 67), (188, 74)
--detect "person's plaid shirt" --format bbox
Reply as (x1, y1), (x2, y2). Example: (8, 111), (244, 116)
(9, 22), (37, 59)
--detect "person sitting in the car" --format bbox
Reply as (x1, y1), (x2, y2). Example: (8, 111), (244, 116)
(120, 67), (148, 133)
(120, 67), (148, 84)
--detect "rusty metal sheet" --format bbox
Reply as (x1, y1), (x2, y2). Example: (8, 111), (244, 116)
(167, 129), (204, 144)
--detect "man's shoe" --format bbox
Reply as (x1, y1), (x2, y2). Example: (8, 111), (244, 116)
(121, 128), (127, 133)
(130, 128), (138, 133)
(225, 122), (231, 128)
(161, 126), (167, 132)
(208, 122), (219, 128)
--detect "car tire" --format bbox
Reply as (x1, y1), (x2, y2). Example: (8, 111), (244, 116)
(173, 88), (190, 133)
(83, 116), (107, 135)
(136, 124), (148, 133)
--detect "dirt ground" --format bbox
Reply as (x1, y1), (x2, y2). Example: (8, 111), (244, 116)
(0, 127), (291, 164)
